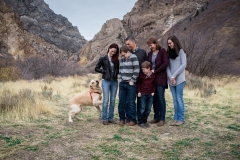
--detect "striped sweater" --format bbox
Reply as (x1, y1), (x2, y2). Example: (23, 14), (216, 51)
(118, 53), (140, 82)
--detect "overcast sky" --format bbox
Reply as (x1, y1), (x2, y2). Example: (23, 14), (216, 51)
(44, 0), (137, 40)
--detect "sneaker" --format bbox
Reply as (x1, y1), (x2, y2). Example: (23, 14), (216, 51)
(170, 121), (177, 126)
(149, 119), (160, 123)
(157, 121), (165, 126)
(102, 120), (109, 125)
(138, 123), (147, 128)
(176, 121), (185, 126)
(127, 121), (136, 126)
(108, 120), (116, 124)
(119, 120), (125, 126)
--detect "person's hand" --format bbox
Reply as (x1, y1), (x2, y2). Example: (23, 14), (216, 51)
(151, 70), (154, 73)
(102, 70), (107, 74)
(171, 77), (176, 85)
(151, 93), (154, 96)
(129, 81), (134, 86)
(173, 79), (176, 85)
(138, 93), (141, 97)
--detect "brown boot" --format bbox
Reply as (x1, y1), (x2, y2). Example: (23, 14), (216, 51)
(157, 121), (165, 126)
(108, 120), (117, 124)
(102, 120), (109, 125)
(170, 121), (177, 126)
(127, 121), (136, 126)
(149, 119), (160, 123)
(119, 120), (125, 126)
(176, 121), (185, 126)
(126, 118), (130, 123)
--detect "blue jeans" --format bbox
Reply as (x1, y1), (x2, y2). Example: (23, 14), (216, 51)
(169, 82), (185, 122)
(118, 82), (137, 122)
(101, 79), (118, 121)
(137, 94), (153, 124)
(153, 85), (166, 121)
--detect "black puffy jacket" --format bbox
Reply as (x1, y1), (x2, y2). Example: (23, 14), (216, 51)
(95, 55), (119, 80)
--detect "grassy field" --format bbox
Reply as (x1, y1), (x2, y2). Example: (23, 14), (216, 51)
(0, 74), (239, 160)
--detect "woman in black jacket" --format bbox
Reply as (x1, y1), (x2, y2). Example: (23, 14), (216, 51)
(95, 43), (119, 125)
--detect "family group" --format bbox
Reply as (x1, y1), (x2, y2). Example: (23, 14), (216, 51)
(95, 35), (186, 128)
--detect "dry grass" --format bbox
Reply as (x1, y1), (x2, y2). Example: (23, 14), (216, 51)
(0, 74), (239, 160)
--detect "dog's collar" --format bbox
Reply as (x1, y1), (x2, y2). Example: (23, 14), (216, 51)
(90, 92), (101, 100)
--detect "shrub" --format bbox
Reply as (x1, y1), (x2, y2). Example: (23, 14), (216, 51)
(194, 10), (199, 17)
(0, 89), (35, 111)
(41, 85), (53, 99)
(0, 88), (54, 121)
(186, 72), (216, 97)
(0, 67), (20, 82)
(15, 55), (89, 80)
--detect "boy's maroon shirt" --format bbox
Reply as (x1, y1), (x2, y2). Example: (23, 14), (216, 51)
(137, 72), (156, 94)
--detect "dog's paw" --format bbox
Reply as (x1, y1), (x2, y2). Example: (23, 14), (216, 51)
(69, 119), (73, 123)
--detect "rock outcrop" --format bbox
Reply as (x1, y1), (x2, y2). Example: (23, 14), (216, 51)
(0, 0), (27, 66)
(79, 0), (240, 76)
(0, 0), (87, 64)
(79, 18), (127, 67)
(79, 0), (208, 65)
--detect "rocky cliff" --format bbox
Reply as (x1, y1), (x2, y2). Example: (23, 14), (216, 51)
(0, 0), (87, 65)
(79, 0), (240, 76)
(79, 0), (208, 64)
(79, 18), (127, 67)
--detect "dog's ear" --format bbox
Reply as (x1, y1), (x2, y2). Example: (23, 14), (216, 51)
(96, 80), (99, 85)
(89, 80), (94, 86)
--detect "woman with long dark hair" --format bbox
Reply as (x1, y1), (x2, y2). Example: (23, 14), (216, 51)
(147, 38), (169, 126)
(95, 43), (119, 125)
(166, 35), (187, 126)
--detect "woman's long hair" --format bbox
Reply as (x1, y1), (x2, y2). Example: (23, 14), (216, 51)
(167, 35), (183, 56)
(107, 43), (119, 63)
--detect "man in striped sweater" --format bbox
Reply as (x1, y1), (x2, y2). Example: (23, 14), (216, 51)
(118, 46), (140, 126)
(125, 36), (148, 124)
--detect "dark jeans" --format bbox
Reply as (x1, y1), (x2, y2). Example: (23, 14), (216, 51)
(137, 94), (153, 124)
(153, 85), (166, 121)
(118, 82), (137, 122)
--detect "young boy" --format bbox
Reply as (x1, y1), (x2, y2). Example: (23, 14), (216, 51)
(118, 46), (140, 126)
(137, 61), (155, 128)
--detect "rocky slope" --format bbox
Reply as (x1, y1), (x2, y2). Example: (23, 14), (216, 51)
(79, 0), (208, 64)
(0, 0), (86, 65)
(79, 0), (240, 76)
(79, 18), (127, 67)
(158, 0), (240, 75)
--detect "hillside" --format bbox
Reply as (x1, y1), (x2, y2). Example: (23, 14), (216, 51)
(0, 0), (87, 65)
(79, 0), (207, 65)
(158, 0), (240, 76)
(79, 0), (240, 76)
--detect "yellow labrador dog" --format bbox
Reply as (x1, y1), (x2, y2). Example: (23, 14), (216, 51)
(68, 80), (102, 123)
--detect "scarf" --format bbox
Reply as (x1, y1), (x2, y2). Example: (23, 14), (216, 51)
(169, 49), (178, 59)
